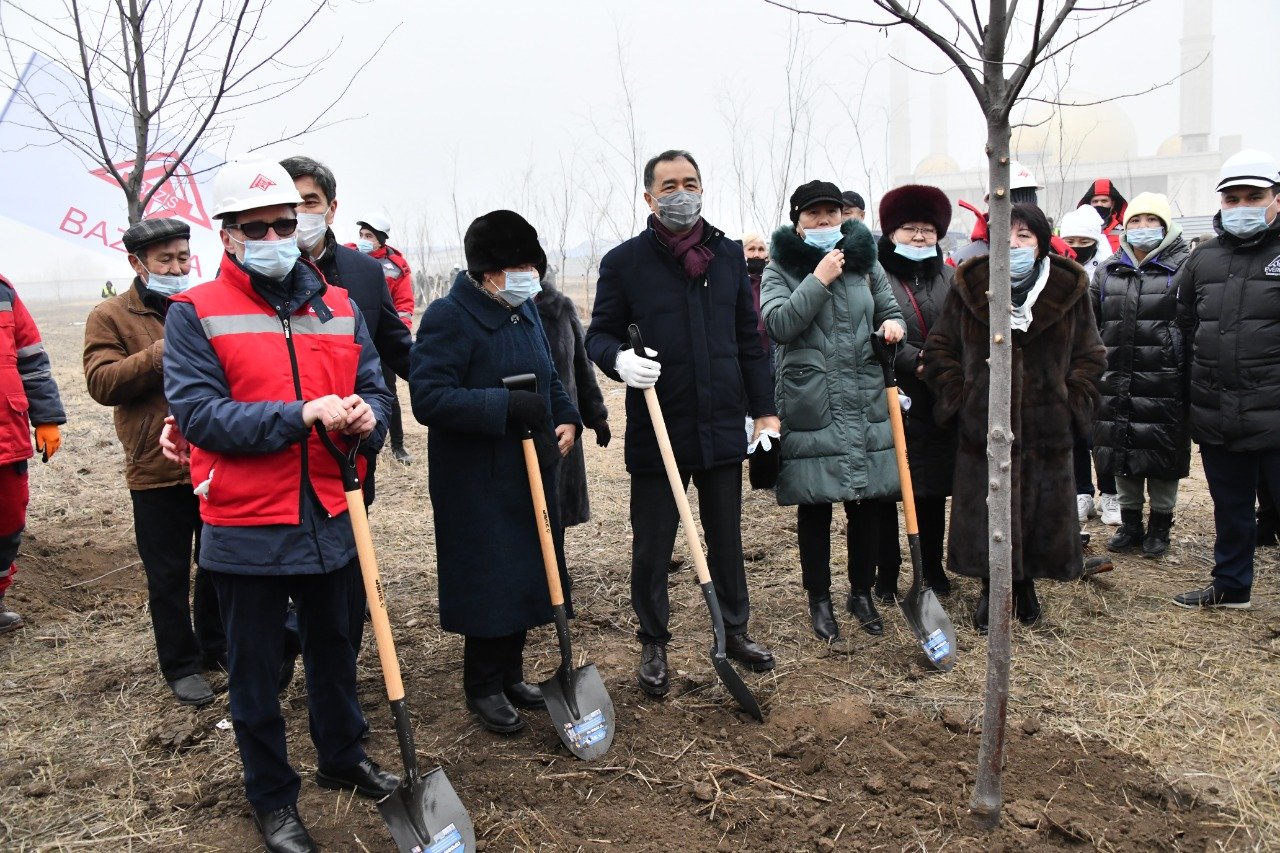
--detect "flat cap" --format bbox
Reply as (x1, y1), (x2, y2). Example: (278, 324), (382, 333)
(122, 217), (191, 255)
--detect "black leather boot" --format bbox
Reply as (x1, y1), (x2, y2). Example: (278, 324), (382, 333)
(1142, 512), (1173, 559)
(807, 591), (839, 640)
(725, 633), (776, 671)
(504, 681), (545, 710)
(1014, 578), (1041, 626)
(0, 595), (23, 636)
(845, 590), (884, 635)
(637, 642), (669, 697)
(1107, 509), (1145, 552)
(254, 805), (318, 853)
(465, 691), (524, 734)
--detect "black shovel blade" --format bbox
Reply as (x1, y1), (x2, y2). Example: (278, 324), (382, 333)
(711, 651), (764, 722)
(539, 663), (615, 760)
(900, 586), (957, 672)
(378, 768), (476, 853)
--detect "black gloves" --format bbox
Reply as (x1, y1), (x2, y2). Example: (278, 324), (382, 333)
(507, 389), (548, 429)
(592, 420), (611, 447)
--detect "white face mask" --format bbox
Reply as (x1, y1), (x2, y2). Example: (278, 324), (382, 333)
(144, 271), (191, 297)
(295, 213), (328, 252)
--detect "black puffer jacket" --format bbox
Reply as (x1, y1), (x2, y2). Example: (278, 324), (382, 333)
(1176, 215), (1280, 451)
(1090, 233), (1192, 478)
(877, 235), (957, 497)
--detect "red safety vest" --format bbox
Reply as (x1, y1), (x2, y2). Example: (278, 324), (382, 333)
(174, 256), (366, 526)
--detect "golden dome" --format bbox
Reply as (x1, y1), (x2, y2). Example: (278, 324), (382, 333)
(915, 154), (961, 175)
(1156, 135), (1183, 157)
(1011, 96), (1138, 164)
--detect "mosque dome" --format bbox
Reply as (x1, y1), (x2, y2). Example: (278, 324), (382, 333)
(1156, 135), (1183, 157)
(1011, 96), (1139, 164)
(915, 154), (961, 175)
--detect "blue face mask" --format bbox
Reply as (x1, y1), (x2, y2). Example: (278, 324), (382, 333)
(1126, 226), (1165, 250)
(498, 270), (541, 307)
(236, 237), (301, 280)
(802, 225), (843, 252)
(356, 238), (376, 254)
(144, 272), (190, 297)
(894, 242), (937, 262)
(1221, 205), (1270, 239)
(1009, 246), (1038, 278)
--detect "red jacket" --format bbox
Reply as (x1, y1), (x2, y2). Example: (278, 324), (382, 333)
(0, 275), (65, 464)
(172, 258), (365, 526)
(347, 244), (414, 329)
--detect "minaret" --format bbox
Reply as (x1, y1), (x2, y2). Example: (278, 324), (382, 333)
(1179, 0), (1213, 154)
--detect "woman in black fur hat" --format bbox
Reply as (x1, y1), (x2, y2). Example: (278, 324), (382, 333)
(409, 210), (582, 734)
(873, 184), (958, 603)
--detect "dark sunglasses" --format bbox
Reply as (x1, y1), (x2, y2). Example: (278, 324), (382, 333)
(228, 218), (298, 240)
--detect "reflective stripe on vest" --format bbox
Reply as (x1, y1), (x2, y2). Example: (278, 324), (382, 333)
(199, 313), (356, 339)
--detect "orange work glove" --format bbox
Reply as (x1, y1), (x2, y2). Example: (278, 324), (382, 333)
(34, 424), (61, 461)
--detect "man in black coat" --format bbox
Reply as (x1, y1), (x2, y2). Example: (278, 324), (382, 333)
(1174, 148), (1280, 610)
(586, 149), (779, 697)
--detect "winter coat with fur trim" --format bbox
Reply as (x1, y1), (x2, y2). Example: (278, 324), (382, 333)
(761, 220), (905, 506)
(1089, 233), (1191, 479)
(877, 236), (957, 497)
(924, 253), (1105, 581)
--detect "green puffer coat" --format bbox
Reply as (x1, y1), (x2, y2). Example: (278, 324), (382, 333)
(761, 219), (906, 506)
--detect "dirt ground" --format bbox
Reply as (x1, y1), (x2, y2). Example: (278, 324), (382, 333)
(2, 298), (1278, 851)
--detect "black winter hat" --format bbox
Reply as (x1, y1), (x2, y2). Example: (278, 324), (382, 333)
(878, 184), (952, 236)
(463, 210), (547, 279)
(841, 190), (865, 210)
(789, 180), (845, 223)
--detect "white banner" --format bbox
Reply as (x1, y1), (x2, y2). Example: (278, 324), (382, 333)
(0, 52), (223, 279)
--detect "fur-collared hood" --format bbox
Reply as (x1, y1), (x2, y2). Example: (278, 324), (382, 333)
(876, 233), (943, 281)
(953, 253), (1089, 340)
(769, 218), (877, 280)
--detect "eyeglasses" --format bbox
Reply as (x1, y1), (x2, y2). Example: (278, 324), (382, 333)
(227, 218), (298, 240)
(897, 225), (938, 238)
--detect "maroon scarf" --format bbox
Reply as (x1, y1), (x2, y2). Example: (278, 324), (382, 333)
(649, 214), (714, 280)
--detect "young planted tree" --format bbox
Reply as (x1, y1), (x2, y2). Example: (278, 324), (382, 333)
(765, 0), (1150, 826)
(0, 0), (389, 224)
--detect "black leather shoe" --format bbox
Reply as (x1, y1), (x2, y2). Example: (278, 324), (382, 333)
(638, 642), (669, 697)
(807, 592), (840, 641)
(0, 605), (25, 636)
(725, 633), (776, 671)
(316, 758), (399, 799)
(254, 804), (318, 853)
(974, 589), (989, 635)
(168, 673), (215, 707)
(845, 591), (884, 636)
(504, 681), (546, 710)
(1014, 579), (1041, 626)
(391, 445), (413, 464)
(466, 692), (525, 733)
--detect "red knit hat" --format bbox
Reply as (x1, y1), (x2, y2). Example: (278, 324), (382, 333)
(878, 184), (952, 236)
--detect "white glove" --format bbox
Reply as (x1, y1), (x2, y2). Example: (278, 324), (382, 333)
(615, 346), (661, 389)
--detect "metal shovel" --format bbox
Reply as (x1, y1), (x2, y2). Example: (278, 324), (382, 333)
(871, 332), (958, 672)
(317, 429), (475, 853)
(626, 326), (764, 721)
(502, 374), (615, 760)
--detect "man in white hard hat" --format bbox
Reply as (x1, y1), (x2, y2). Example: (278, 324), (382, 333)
(1174, 148), (1280, 611)
(350, 214), (414, 462)
(949, 161), (1049, 266)
(161, 156), (396, 851)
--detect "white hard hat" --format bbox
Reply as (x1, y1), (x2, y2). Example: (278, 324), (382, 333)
(1216, 148), (1280, 192)
(1010, 161), (1043, 191)
(356, 213), (392, 235)
(210, 157), (303, 218)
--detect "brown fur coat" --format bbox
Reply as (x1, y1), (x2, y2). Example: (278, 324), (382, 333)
(923, 254), (1105, 581)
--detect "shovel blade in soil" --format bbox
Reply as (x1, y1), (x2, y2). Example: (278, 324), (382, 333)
(540, 663), (615, 760)
(900, 587), (957, 672)
(712, 652), (765, 721)
(378, 768), (475, 853)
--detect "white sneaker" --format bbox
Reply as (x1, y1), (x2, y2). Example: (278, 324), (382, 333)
(1076, 493), (1096, 523)
(1099, 493), (1121, 526)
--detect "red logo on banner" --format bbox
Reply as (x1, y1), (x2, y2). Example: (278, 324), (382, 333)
(90, 152), (213, 230)
(249, 173), (276, 191)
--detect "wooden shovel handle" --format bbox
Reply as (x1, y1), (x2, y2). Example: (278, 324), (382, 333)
(344, 489), (405, 703)
(520, 437), (566, 606)
(640, 387), (714, 587)
(884, 386), (919, 536)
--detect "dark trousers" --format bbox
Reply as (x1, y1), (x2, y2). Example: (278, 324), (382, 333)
(1200, 444), (1280, 593)
(630, 463), (749, 644)
(463, 631), (528, 697)
(211, 560), (366, 812)
(877, 496), (947, 581)
(383, 363), (404, 448)
(1073, 436), (1116, 495)
(131, 485), (224, 680)
(797, 500), (880, 594)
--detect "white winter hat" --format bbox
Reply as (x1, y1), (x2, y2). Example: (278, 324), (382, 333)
(1058, 204), (1105, 243)
(1216, 149), (1280, 192)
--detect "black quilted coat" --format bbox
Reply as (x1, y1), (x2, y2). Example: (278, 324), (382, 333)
(1089, 233), (1192, 479)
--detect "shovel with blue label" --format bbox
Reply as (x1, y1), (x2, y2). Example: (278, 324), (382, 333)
(503, 374), (615, 760)
(872, 331), (957, 673)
